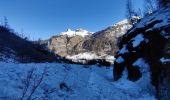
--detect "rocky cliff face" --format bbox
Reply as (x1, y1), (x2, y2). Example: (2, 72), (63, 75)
(48, 34), (90, 57)
(113, 6), (170, 100)
(83, 19), (131, 56)
(42, 20), (131, 62)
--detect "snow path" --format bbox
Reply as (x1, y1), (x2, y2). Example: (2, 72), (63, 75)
(0, 62), (156, 100)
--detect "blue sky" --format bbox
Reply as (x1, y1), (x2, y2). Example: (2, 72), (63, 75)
(0, 0), (144, 40)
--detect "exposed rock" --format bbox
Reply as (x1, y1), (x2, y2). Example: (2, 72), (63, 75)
(47, 34), (90, 57)
(48, 35), (68, 57)
(83, 19), (131, 56)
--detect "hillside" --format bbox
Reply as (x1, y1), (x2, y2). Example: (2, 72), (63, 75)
(113, 5), (170, 100)
(0, 26), (59, 63)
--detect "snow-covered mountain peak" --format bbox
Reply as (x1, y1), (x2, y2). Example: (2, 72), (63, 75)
(109, 19), (132, 37)
(60, 28), (93, 37)
(75, 28), (87, 32)
(113, 16), (140, 26)
(114, 19), (129, 26)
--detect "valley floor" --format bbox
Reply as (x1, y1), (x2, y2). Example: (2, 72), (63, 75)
(0, 62), (156, 100)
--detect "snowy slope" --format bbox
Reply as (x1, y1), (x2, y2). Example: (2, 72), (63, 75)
(66, 52), (99, 60)
(0, 53), (17, 63)
(112, 19), (132, 37)
(0, 62), (156, 100)
(114, 19), (129, 25)
(0, 47), (18, 63)
(60, 28), (93, 37)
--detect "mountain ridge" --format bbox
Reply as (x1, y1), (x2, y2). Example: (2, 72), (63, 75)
(38, 19), (132, 63)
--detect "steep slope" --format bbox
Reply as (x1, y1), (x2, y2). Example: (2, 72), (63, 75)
(0, 26), (58, 63)
(113, 6), (170, 100)
(83, 19), (131, 55)
(47, 35), (90, 57)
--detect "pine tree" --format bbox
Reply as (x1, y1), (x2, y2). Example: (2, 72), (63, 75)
(3, 16), (9, 28)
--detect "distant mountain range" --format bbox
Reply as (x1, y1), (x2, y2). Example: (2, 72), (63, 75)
(38, 19), (132, 63)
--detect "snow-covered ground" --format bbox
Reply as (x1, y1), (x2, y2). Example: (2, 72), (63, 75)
(0, 48), (18, 63)
(0, 53), (17, 63)
(0, 62), (156, 100)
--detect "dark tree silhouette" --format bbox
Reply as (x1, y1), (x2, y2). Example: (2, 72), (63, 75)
(126, 0), (134, 24)
(3, 16), (9, 28)
(158, 0), (170, 8)
(144, 0), (157, 13)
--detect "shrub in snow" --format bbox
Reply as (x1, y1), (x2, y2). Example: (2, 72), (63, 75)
(59, 82), (70, 92)
(20, 67), (47, 100)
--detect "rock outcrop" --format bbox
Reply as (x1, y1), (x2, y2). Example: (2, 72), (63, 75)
(113, 6), (170, 100)
(48, 35), (89, 57)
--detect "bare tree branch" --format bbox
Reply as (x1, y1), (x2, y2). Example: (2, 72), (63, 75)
(20, 67), (47, 100)
(27, 67), (47, 100)
(20, 68), (35, 100)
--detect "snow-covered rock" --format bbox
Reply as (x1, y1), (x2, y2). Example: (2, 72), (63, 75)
(131, 34), (145, 48)
(118, 45), (129, 54)
(114, 5), (170, 100)
(115, 56), (124, 64)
